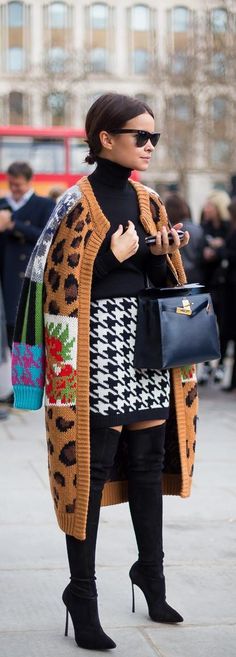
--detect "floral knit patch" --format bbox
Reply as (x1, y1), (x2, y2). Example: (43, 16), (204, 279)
(44, 314), (77, 406)
(12, 343), (45, 387)
(180, 364), (197, 384)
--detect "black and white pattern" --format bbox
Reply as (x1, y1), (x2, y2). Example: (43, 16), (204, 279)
(90, 296), (170, 427)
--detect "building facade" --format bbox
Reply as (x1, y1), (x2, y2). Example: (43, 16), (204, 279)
(0, 0), (235, 219)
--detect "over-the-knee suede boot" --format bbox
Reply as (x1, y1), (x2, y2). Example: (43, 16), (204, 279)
(63, 426), (120, 650)
(126, 423), (183, 623)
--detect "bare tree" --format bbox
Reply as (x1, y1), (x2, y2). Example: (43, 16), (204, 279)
(150, 0), (236, 196)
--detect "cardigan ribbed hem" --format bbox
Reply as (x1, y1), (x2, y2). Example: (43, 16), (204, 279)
(14, 385), (43, 410)
(55, 472), (191, 540)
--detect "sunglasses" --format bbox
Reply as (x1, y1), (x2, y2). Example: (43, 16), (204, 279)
(110, 129), (161, 148)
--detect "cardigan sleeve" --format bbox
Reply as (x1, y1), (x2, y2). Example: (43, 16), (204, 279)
(11, 276), (45, 410)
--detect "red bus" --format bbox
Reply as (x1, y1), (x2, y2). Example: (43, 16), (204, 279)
(0, 126), (139, 197)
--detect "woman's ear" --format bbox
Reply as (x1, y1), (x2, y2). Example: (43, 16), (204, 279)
(99, 130), (113, 151)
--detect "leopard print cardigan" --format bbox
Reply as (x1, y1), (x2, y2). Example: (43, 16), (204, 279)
(12, 177), (198, 540)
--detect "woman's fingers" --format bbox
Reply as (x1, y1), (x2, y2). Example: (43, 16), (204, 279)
(172, 222), (183, 230)
(169, 227), (181, 248)
(149, 226), (190, 256)
(179, 231), (189, 247)
(161, 226), (169, 251)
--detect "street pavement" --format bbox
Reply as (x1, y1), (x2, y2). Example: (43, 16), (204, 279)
(0, 383), (235, 657)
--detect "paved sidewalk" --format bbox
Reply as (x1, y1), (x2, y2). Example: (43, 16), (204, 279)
(0, 385), (235, 657)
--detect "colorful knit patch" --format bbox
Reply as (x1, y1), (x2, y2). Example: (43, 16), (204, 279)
(12, 343), (45, 387)
(44, 313), (77, 406)
(180, 364), (197, 384)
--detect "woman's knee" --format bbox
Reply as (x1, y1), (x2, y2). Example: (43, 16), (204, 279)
(127, 419), (166, 431)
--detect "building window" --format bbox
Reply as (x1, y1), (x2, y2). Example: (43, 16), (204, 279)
(171, 52), (188, 74)
(131, 4), (150, 31)
(211, 139), (230, 164)
(46, 92), (67, 125)
(9, 91), (27, 124)
(212, 52), (225, 77)
(48, 1), (68, 29)
(133, 48), (149, 74)
(172, 95), (192, 120)
(211, 8), (228, 33)
(90, 3), (108, 29)
(211, 97), (227, 121)
(172, 6), (190, 32)
(47, 47), (67, 72)
(8, 46), (25, 71)
(8, 1), (23, 27)
(89, 47), (107, 73)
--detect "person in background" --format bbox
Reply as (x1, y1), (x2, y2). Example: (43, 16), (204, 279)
(0, 161), (55, 348)
(48, 185), (66, 204)
(0, 161), (55, 405)
(0, 281), (10, 420)
(165, 193), (205, 284)
(199, 193), (230, 384)
(206, 197), (236, 391)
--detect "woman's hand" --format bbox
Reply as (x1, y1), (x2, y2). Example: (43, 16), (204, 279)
(110, 220), (139, 262)
(149, 223), (189, 256)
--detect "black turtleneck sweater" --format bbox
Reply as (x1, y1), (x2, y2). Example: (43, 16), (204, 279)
(88, 157), (167, 300)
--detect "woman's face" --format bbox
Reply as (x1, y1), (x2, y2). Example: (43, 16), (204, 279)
(99, 112), (156, 171)
(203, 202), (219, 222)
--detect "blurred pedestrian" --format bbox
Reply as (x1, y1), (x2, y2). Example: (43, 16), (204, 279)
(0, 282), (11, 419)
(208, 197), (236, 391)
(12, 93), (198, 651)
(0, 161), (55, 349)
(165, 193), (205, 283)
(48, 185), (66, 203)
(199, 194), (230, 383)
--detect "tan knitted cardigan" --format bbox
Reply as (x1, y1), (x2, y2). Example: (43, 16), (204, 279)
(42, 177), (198, 540)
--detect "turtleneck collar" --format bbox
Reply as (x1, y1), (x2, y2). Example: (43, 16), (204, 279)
(88, 156), (132, 190)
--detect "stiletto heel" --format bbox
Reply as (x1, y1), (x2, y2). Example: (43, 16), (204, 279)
(131, 580), (135, 613)
(129, 562), (183, 624)
(64, 607), (69, 637)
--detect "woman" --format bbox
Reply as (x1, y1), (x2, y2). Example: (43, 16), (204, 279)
(200, 198), (230, 383)
(207, 197), (236, 390)
(12, 93), (198, 651)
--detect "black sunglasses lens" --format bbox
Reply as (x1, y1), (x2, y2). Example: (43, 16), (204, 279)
(151, 133), (159, 147)
(135, 132), (148, 147)
(135, 132), (159, 147)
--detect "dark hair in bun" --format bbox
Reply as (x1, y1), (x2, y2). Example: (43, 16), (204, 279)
(84, 92), (154, 164)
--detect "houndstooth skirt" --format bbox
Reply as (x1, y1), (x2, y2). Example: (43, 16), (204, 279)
(89, 296), (170, 428)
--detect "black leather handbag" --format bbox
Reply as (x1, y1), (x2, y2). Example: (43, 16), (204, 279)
(134, 284), (221, 369)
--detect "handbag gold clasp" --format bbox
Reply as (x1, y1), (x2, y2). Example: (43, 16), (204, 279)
(176, 298), (192, 316)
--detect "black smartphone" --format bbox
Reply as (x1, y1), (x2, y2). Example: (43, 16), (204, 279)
(145, 230), (185, 246)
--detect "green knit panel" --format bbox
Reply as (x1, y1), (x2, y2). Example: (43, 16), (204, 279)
(35, 282), (44, 345)
(21, 285), (30, 343)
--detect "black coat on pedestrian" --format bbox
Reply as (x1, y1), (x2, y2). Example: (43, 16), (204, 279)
(211, 228), (236, 342)
(0, 194), (55, 327)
